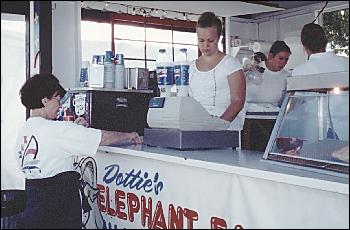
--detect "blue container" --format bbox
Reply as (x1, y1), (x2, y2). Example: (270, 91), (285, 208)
(174, 64), (189, 85)
(156, 66), (174, 86)
(98, 55), (105, 64)
(79, 67), (89, 87)
(105, 51), (114, 63)
(92, 55), (100, 64)
(114, 54), (124, 65)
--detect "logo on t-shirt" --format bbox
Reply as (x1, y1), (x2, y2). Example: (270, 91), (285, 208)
(18, 135), (41, 175)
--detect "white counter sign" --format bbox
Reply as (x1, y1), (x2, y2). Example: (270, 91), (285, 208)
(80, 148), (349, 229)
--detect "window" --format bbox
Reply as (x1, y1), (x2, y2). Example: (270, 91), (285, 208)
(112, 18), (198, 70)
(81, 11), (198, 71)
(81, 21), (111, 63)
(321, 7), (349, 57)
(81, 11), (226, 70)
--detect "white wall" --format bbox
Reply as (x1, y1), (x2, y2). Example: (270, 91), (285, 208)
(279, 14), (314, 40)
(229, 9), (315, 44)
(258, 20), (278, 42)
(230, 20), (257, 44)
(52, 1), (81, 89)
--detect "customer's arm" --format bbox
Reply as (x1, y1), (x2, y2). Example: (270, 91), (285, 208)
(220, 69), (246, 122)
(100, 130), (141, 146)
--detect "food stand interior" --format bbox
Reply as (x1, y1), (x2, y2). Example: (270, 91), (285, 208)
(1, 1), (349, 229)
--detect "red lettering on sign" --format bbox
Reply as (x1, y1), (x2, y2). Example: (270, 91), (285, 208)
(97, 184), (106, 212)
(169, 204), (183, 229)
(115, 190), (127, 220)
(184, 208), (199, 229)
(106, 186), (116, 216)
(141, 195), (153, 228)
(151, 201), (167, 229)
(127, 192), (140, 222)
(211, 216), (227, 229)
(96, 184), (202, 229)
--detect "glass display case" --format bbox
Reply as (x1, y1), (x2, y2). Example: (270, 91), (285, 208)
(263, 72), (349, 174)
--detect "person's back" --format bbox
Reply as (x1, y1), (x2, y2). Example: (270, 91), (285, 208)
(292, 23), (349, 76)
(292, 51), (349, 76)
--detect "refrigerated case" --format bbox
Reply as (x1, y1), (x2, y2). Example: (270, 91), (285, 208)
(59, 88), (154, 135)
(263, 72), (349, 175)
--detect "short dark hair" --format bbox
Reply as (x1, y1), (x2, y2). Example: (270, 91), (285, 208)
(269, 41), (291, 56)
(197, 12), (222, 38)
(20, 73), (66, 109)
(301, 23), (328, 53)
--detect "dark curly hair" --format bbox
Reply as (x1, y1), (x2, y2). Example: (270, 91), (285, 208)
(301, 23), (328, 53)
(19, 73), (66, 109)
(197, 12), (222, 38)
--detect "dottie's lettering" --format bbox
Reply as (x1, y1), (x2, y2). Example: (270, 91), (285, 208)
(103, 164), (163, 196)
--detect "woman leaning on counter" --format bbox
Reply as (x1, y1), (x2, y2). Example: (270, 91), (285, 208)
(189, 11), (246, 131)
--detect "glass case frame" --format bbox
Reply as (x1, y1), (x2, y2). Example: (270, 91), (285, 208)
(263, 72), (349, 176)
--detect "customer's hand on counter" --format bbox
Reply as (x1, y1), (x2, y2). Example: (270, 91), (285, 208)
(74, 117), (89, 127)
(129, 132), (142, 145)
(100, 130), (142, 146)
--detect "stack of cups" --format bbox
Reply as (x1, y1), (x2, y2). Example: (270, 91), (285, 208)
(114, 54), (125, 90)
(104, 51), (115, 88)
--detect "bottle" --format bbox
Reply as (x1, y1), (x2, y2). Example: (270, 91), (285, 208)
(104, 51), (115, 89)
(156, 49), (174, 97)
(79, 61), (90, 87)
(114, 54), (125, 90)
(174, 48), (190, 96)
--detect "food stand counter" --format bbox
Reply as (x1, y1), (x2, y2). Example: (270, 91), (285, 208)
(79, 145), (348, 229)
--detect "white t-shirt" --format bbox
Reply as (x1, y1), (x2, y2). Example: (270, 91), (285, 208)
(292, 51), (349, 76)
(189, 54), (246, 131)
(291, 51), (349, 141)
(247, 61), (289, 104)
(16, 117), (101, 179)
(246, 61), (290, 112)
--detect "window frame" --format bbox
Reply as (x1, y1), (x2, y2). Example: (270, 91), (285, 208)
(81, 9), (198, 69)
